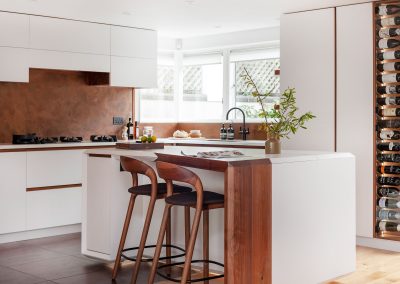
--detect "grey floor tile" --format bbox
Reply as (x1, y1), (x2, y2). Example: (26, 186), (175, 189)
(0, 265), (46, 284)
(9, 255), (105, 280)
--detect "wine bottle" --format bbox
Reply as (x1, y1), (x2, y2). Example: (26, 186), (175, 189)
(378, 176), (400, 186)
(127, 118), (134, 140)
(378, 119), (400, 129)
(378, 142), (400, 151)
(377, 85), (400, 94)
(378, 50), (400, 61)
(378, 153), (400, 162)
(379, 129), (400, 140)
(377, 5), (400, 16)
(378, 28), (400, 38)
(378, 62), (400, 72)
(378, 39), (400, 49)
(377, 108), (400, 116)
(379, 187), (400, 197)
(378, 165), (400, 174)
(220, 124), (227, 140)
(377, 73), (400, 83)
(378, 221), (400, 232)
(227, 124), (235, 140)
(377, 97), (400, 106)
(377, 16), (400, 27)
(377, 209), (400, 221)
(378, 197), (400, 208)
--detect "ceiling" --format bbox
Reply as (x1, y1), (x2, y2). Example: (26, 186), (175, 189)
(0, 0), (372, 38)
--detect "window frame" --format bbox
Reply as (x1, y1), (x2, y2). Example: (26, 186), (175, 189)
(137, 46), (280, 123)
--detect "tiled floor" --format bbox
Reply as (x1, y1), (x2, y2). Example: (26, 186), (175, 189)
(0, 233), (223, 284)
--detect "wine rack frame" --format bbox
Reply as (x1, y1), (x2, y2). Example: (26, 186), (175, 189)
(374, 0), (400, 241)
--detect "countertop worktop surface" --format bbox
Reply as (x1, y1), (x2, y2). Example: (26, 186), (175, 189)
(158, 138), (265, 146)
(85, 145), (353, 164)
(0, 141), (116, 150)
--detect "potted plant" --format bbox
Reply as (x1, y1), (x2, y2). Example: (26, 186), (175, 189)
(241, 68), (315, 154)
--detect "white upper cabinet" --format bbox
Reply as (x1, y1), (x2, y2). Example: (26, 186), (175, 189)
(110, 56), (157, 88)
(336, 3), (374, 238)
(30, 16), (110, 55)
(111, 26), (157, 59)
(0, 47), (29, 82)
(280, 8), (336, 152)
(0, 12), (29, 48)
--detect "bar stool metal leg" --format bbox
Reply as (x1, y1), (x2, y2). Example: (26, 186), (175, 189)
(148, 204), (173, 284)
(112, 194), (137, 280)
(203, 210), (209, 284)
(130, 195), (157, 284)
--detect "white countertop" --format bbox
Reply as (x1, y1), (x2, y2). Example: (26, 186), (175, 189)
(159, 138), (265, 147)
(85, 145), (353, 164)
(0, 141), (116, 150)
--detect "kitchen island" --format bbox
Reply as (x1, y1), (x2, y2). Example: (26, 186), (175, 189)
(82, 146), (356, 284)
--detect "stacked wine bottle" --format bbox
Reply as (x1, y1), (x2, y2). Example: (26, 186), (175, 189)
(376, 2), (400, 237)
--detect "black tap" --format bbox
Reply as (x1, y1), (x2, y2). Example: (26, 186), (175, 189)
(225, 107), (250, 140)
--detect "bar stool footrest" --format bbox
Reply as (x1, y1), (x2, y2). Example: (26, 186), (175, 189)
(121, 244), (185, 262)
(156, 259), (224, 283)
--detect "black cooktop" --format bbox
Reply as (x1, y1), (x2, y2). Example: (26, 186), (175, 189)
(12, 134), (83, 144)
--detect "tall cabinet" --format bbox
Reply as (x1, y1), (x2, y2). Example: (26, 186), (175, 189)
(281, 3), (375, 238)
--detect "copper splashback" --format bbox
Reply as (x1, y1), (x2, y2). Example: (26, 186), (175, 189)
(0, 68), (133, 143)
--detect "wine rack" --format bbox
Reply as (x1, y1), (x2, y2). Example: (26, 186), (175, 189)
(375, 1), (400, 241)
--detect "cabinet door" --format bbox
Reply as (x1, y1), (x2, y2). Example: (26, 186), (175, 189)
(30, 49), (110, 73)
(26, 187), (82, 230)
(0, 153), (26, 234)
(27, 150), (84, 188)
(111, 26), (157, 58)
(280, 8), (335, 151)
(0, 47), (29, 82)
(30, 16), (110, 55)
(336, 3), (374, 238)
(110, 56), (157, 88)
(0, 12), (29, 48)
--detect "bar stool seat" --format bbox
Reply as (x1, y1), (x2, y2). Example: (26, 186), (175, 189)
(128, 183), (192, 196)
(165, 191), (224, 208)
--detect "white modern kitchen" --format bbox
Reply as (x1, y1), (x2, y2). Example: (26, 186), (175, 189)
(0, 1), (398, 284)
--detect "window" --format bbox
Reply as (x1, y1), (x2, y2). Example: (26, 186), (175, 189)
(230, 48), (280, 119)
(137, 47), (279, 122)
(179, 58), (223, 121)
(138, 54), (178, 122)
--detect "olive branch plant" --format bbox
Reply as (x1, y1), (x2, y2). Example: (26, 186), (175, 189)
(241, 67), (316, 140)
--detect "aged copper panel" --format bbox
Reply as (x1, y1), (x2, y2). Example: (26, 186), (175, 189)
(0, 69), (133, 143)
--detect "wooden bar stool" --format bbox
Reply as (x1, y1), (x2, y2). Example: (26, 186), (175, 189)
(112, 156), (192, 284)
(148, 160), (224, 284)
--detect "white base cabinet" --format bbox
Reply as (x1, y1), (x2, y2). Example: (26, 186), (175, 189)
(26, 187), (82, 230)
(0, 153), (27, 234)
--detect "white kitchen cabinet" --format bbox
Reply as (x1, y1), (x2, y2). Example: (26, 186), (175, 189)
(30, 16), (110, 55)
(0, 153), (26, 234)
(27, 150), (84, 188)
(110, 56), (157, 88)
(0, 12), (29, 48)
(336, 3), (374, 238)
(280, 8), (336, 151)
(29, 49), (110, 73)
(111, 26), (157, 59)
(26, 187), (82, 230)
(0, 47), (29, 82)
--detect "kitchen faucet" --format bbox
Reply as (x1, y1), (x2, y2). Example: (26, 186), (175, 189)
(225, 107), (250, 140)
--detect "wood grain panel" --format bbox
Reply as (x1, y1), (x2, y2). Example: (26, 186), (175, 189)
(225, 160), (272, 284)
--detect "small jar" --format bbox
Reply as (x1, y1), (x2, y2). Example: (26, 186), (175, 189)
(143, 126), (154, 137)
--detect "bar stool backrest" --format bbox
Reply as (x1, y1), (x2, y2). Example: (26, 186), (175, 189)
(156, 160), (203, 207)
(120, 156), (158, 194)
